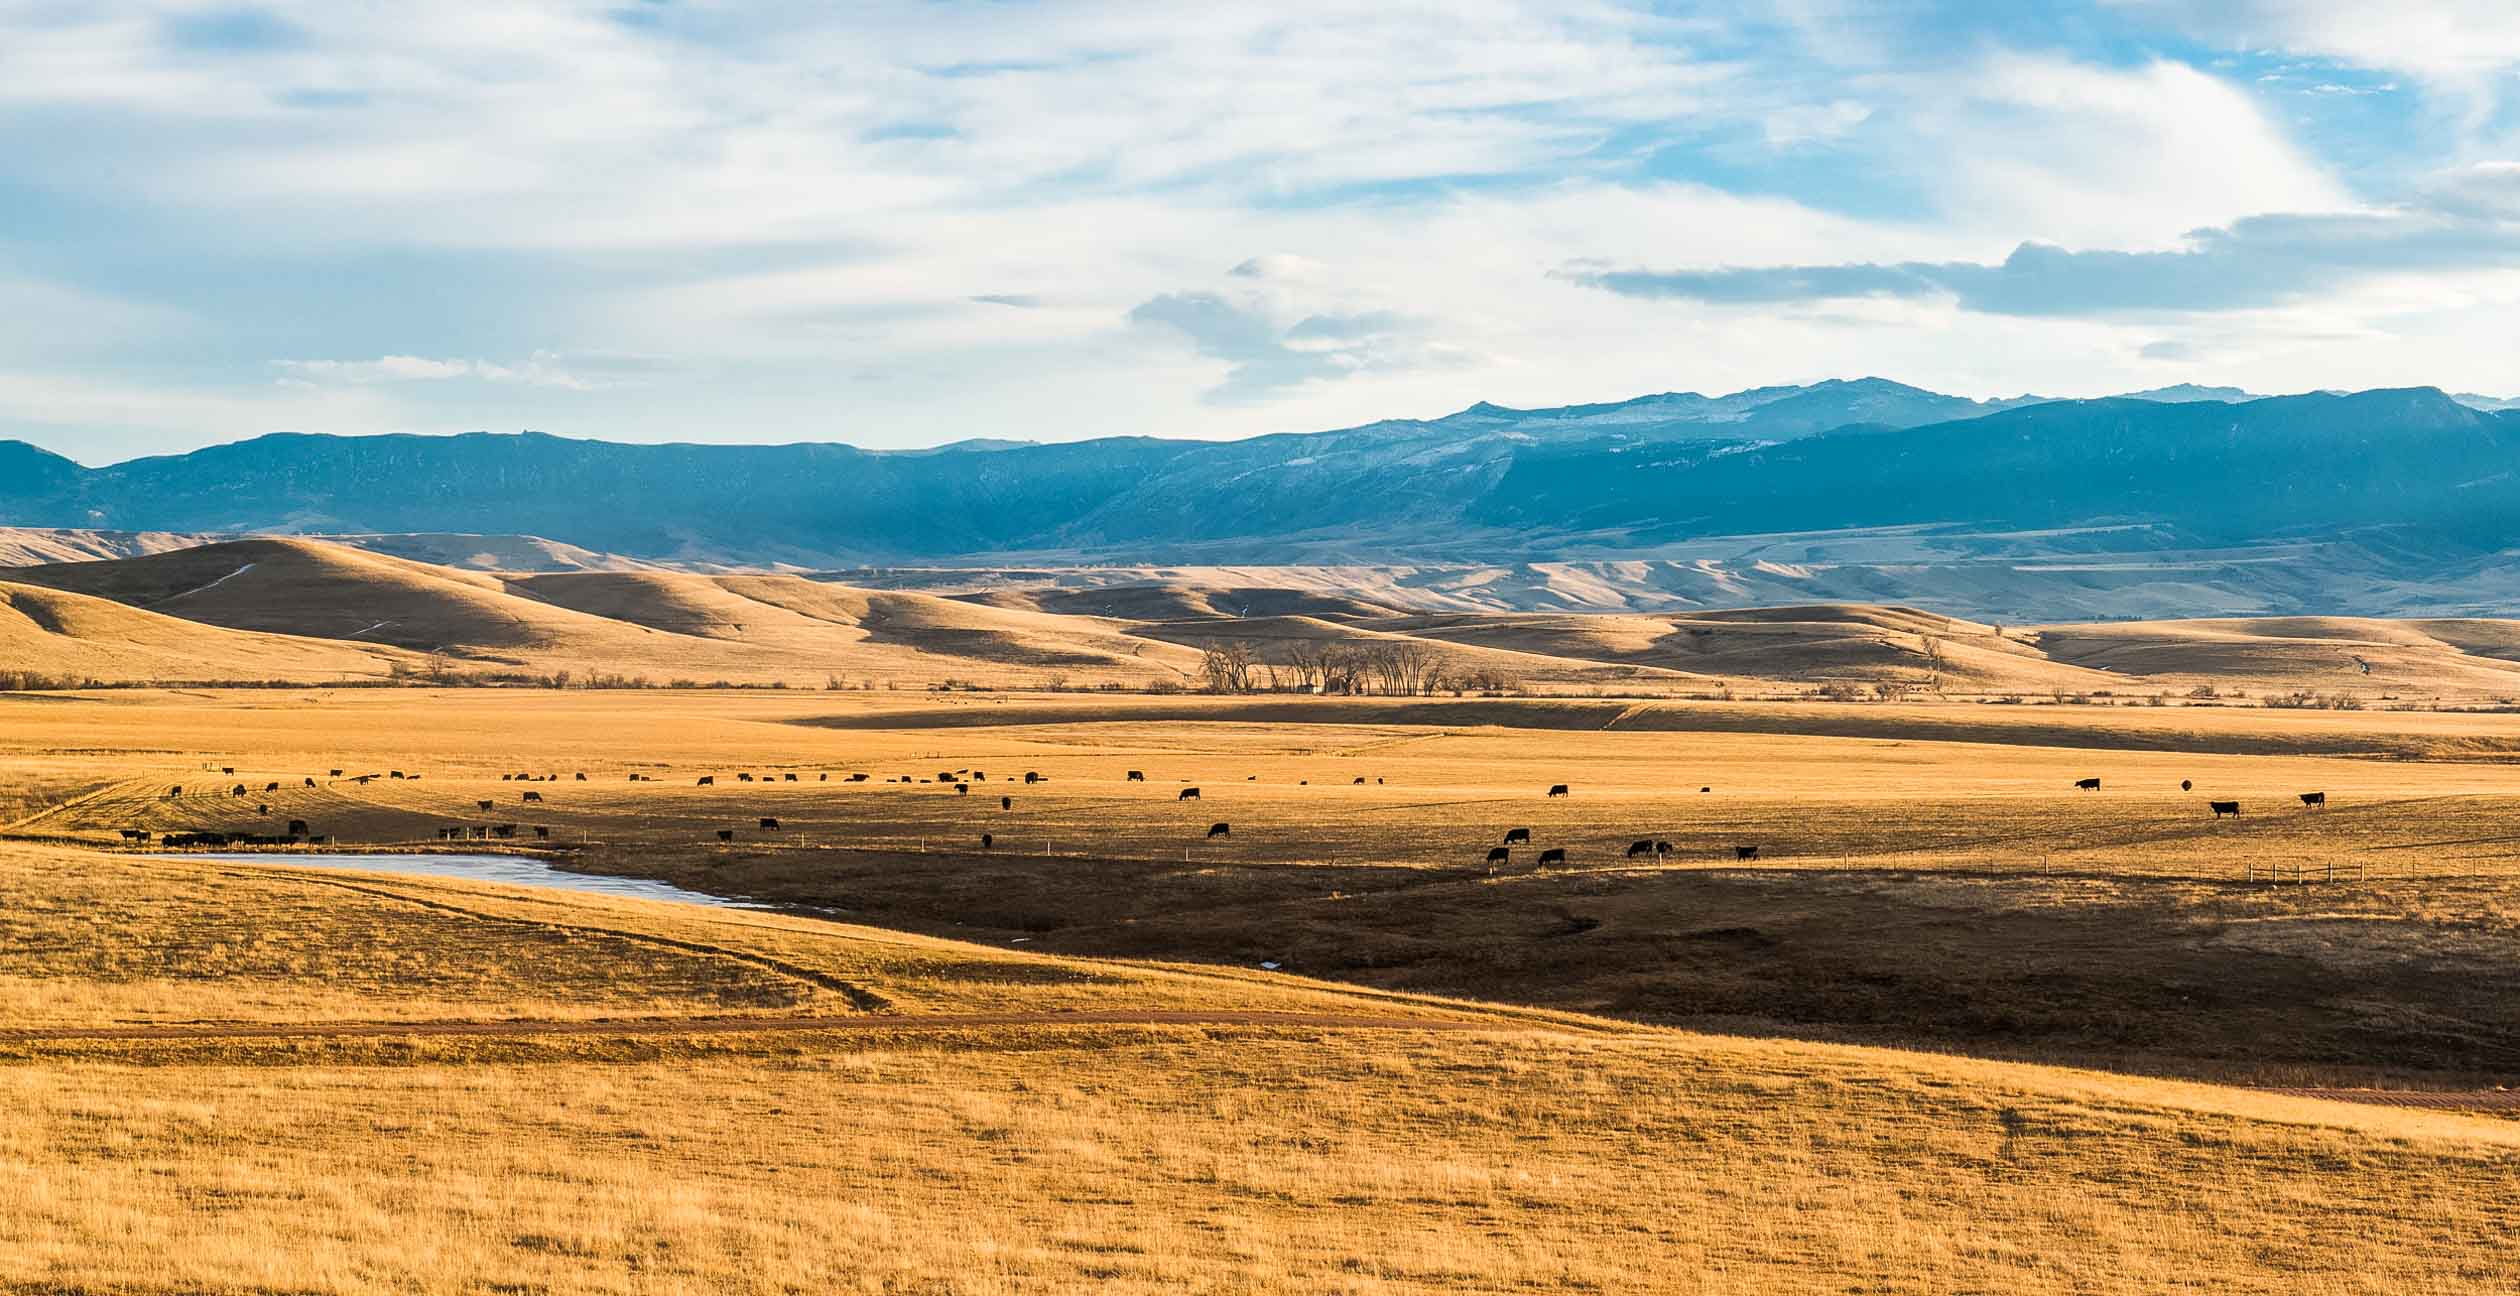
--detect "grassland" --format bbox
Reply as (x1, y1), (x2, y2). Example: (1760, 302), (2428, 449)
(4, 838), (2520, 1294)
(11, 687), (2520, 1089)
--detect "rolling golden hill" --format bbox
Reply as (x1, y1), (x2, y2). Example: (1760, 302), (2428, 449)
(16, 537), (2520, 699)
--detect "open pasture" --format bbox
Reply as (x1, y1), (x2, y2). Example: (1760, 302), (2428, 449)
(1, 840), (2518, 1295)
(10, 688), (2520, 1083)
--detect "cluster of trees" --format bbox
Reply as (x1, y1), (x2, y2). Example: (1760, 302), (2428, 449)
(1194, 639), (1518, 696)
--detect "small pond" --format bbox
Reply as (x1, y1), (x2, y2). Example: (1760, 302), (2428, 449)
(187, 852), (760, 909)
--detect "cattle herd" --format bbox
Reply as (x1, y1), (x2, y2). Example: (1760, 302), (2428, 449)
(116, 763), (2337, 885)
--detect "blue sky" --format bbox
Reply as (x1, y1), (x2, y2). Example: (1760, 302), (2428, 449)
(2, 1), (2517, 462)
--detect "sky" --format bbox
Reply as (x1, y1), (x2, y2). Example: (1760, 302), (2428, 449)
(3, 1), (2518, 464)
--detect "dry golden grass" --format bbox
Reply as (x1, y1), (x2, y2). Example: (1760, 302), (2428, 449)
(3, 841), (2519, 1292)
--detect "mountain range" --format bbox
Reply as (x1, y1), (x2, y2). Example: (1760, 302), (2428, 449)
(8, 378), (2520, 620)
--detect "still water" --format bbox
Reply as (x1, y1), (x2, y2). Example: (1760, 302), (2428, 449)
(189, 852), (759, 909)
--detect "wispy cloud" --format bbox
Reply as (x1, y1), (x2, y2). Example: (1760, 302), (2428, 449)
(272, 351), (656, 391)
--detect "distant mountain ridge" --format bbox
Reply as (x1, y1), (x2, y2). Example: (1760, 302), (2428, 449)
(8, 378), (2520, 619)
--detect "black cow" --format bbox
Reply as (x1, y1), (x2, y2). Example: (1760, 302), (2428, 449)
(759, 817), (781, 830)
(717, 829), (734, 842)
(1001, 796), (1012, 810)
(1626, 839), (1657, 857)
(329, 769), (343, 777)
(502, 774), (514, 782)
(522, 791), (543, 803)
(784, 773), (797, 782)
(818, 773), (828, 781)
(264, 781), (278, 792)
(231, 784), (247, 797)
(221, 766), (234, 774)
(1206, 822), (1230, 839)
(738, 773), (753, 783)
(120, 829), (152, 843)
(1504, 827), (1532, 844)
(477, 799), (495, 811)
(1127, 770), (1145, 782)
(1700, 787), (1711, 793)
(2211, 801), (2242, 818)
(1536, 847), (1567, 867)
(1179, 787), (1200, 801)
(698, 776), (715, 786)
(2074, 778), (2101, 791)
(255, 803), (269, 815)
(304, 777), (316, 788)
(1025, 771), (1041, 784)
(287, 819), (308, 836)
(981, 833), (994, 850)
(390, 771), (405, 780)
(2181, 779), (2193, 792)
(956, 784), (970, 795)
(1547, 784), (1569, 797)
(939, 771), (956, 783)
(847, 773), (868, 782)
(1485, 846), (1509, 868)
(1353, 776), (1366, 785)
(1734, 845), (1760, 861)
(576, 772), (587, 781)
(492, 825), (516, 839)
(168, 786), (182, 798)
(534, 826), (550, 839)
(2299, 792), (2327, 809)
(1656, 840), (1674, 855)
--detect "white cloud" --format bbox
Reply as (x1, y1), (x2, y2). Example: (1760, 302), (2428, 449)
(273, 352), (622, 390)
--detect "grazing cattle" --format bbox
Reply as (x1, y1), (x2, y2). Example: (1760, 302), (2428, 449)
(2181, 779), (2193, 792)
(738, 773), (754, 783)
(534, 826), (550, 839)
(2211, 801), (2242, 818)
(221, 766), (234, 774)
(168, 786), (182, 798)
(819, 773), (828, 781)
(1353, 777), (1367, 785)
(698, 776), (715, 786)
(2299, 792), (2327, 809)
(119, 829), (151, 843)
(759, 817), (781, 830)
(303, 777), (316, 788)
(354, 774), (376, 785)
(1504, 827), (1532, 845)
(576, 772), (587, 781)
(972, 772), (985, 781)
(981, 833), (994, 850)
(1700, 787), (1710, 793)
(492, 825), (516, 839)
(255, 803), (269, 815)
(1206, 822), (1231, 839)
(956, 783), (970, 795)
(1656, 840), (1674, 855)
(1547, 784), (1569, 797)
(1024, 772), (1041, 785)
(1734, 845), (1760, 861)
(2074, 778), (2101, 791)
(264, 781), (279, 792)
(1536, 847), (1567, 867)
(1626, 839), (1657, 858)
(847, 773), (868, 782)
(1179, 787), (1201, 801)
(1485, 846), (1510, 868)
(329, 769), (343, 777)
(522, 791), (543, 803)
(477, 800), (495, 812)
(1127, 771), (1145, 782)
(231, 784), (247, 797)
(390, 771), (405, 780)
(717, 830), (734, 843)
(784, 773), (798, 782)
(938, 771), (956, 783)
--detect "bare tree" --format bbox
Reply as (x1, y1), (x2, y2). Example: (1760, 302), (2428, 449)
(1198, 641), (1259, 693)
(1279, 640), (1327, 692)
